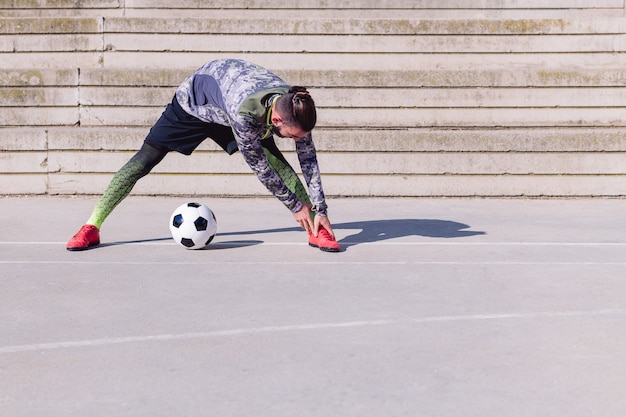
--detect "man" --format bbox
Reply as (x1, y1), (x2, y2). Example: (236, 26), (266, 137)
(66, 59), (340, 252)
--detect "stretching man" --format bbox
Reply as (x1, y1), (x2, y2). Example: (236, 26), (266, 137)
(66, 59), (340, 252)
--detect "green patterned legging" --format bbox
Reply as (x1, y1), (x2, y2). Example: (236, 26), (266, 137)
(86, 142), (167, 227)
(260, 137), (311, 206)
(86, 140), (311, 228)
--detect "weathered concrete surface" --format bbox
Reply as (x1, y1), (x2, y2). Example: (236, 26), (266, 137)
(1, 196), (626, 417)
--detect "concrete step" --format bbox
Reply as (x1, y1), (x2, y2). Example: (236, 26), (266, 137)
(2, 0), (623, 18)
(28, 148), (626, 176)
(7, 67), (616, 88)
(5, 52), (626, 71)
(42, 106), (618, 129)
(5, 102), (626, 127)
(6, 149), (626, 185)
(70, 86), (626, 109)
(22, 86), (626, 108)
(3, 16), (626, 36)
(5, 127), (626, 152)
(5, 67), (626, 89)
(2, 9), (622, 18)
(124, 0), (625, 9)
(5, 172), (626, 197)
(3, 17), (626, 40)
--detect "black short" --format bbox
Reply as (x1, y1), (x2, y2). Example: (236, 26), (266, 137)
(145, 96), (238, 155)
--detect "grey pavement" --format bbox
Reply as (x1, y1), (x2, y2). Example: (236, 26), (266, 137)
(1, 196), (626, 417)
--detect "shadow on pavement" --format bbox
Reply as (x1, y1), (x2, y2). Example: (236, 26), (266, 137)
(98, 237), (172, 248)
(97, 219), (484, 251)
(335, 219), (485, 247)
(219, 218), (485, 248)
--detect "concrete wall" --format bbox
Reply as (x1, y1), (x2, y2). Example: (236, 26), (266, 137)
(1, 1), (626, 197)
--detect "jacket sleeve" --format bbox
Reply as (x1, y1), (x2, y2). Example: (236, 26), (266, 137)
(232, 116), (304, 213)
(296, 133), (328, 216)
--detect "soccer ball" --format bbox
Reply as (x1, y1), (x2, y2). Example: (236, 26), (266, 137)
(169, 202), (217, 250)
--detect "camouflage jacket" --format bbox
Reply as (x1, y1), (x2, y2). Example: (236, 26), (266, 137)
(175, 59), (327, 215)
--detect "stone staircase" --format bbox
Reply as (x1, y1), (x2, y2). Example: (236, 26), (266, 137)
(1, 1), (626, 197)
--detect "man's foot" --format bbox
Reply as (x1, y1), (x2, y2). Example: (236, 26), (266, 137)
(66, 224), (100, 251)
(308, 227), (340, 252)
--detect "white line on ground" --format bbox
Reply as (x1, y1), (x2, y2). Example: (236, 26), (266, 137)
(1, 309), (624, 354)
(2, 260), (626, 265)
(2, 241), (626, 246)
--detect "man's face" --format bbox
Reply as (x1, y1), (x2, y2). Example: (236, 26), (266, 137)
(272, 123), (309, 141)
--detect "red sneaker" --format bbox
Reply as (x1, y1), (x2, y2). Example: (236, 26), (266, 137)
(66, 224), (100, 251)
(308, 226), (340, 252)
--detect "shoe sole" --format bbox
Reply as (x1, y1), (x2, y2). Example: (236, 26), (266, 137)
(66, 241), (100, 251)
(308, 242), (340, 252)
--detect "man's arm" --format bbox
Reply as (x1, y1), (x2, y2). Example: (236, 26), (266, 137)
(296, 133), (327, 216)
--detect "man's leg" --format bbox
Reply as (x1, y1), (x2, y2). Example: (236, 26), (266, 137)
(66, 142), (168, 250)
(87, 142), (167, 228)
(261, 138), (311, 207)
(68, 95), (228, 251)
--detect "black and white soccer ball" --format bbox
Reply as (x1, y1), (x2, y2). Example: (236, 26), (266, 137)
(169, 202), (217, 250)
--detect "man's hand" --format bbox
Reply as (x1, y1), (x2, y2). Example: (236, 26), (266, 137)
(293, 204), (336, 238)
(293, 204), (314, 234)
(313, 214), (335, 239)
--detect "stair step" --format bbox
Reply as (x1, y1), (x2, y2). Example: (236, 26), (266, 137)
(4, 67), (626, 88)
(3, 17), (626, 34)
(5, 126), (626, 152)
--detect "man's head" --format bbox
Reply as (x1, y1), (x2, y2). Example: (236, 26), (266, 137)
(270, 86), (317, 140)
